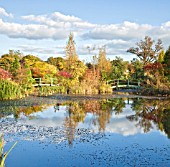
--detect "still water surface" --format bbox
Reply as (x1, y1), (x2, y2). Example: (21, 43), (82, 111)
(0, 95), (170, 167)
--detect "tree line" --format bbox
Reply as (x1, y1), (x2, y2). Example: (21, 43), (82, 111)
(0, 34), (170, 100)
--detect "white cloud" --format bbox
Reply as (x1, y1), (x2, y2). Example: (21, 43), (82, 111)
(21, 12), (96, 33)
(51, 12), (82, 22)
(1, 9), (170, 59)
(0, 18), (69, 40)
(22, 14), (72, 29)
(0, 7), (13, 18)
(76, 39), (133, 57)
(162, 21), (170, 28)
(20, 45), (58, 55)
(82, 21), (153, 40)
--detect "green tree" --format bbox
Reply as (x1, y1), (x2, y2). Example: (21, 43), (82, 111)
(130, 59), (144, 80)
(110, 57), (127, 80)
(163, 46), (170, 80)
(11, 57), (21, 77)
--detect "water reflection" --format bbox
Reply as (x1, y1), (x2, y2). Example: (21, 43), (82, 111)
(1, 97), (170, 167)
(0, 97), (170, 141)
(128, 99), (170, 138)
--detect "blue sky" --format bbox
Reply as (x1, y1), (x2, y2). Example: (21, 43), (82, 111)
(0, 0), (170, 61)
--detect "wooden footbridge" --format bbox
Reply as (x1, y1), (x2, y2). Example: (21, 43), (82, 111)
(32, 78), (58, 87)
(107, 79), (141, 89)
(32, 78), (141, 90)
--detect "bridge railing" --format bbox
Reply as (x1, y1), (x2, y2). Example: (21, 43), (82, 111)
(32, 78), (58, 86)
(107, 79), (141, 89)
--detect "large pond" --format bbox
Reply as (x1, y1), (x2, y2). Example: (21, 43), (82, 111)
(0, 95), (170, 167)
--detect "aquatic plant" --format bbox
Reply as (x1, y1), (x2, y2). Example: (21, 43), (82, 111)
(0, 134), (17, 167)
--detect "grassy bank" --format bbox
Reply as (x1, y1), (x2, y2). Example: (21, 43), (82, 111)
(0, 79), (26, 100)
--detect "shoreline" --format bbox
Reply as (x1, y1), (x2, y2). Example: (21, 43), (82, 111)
(40, 92), (170, 100)
(0, 91), (170, 102)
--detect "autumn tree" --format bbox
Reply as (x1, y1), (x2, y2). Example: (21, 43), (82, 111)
(127, 36), (163, 66)
(22, 55), (57, 78)
(97, 47), (112, 81)
(13, 67), (33, 94)
(65, 33), (86, 80)
(47, 57), (65, 71)
(31, 61), (57, 78)
(0, 50), (22, 78)
(127, 36), (166, 89)
(65, 33), (78, 69)
(81, 68), (101, 94)
(22, 55), (42, 68)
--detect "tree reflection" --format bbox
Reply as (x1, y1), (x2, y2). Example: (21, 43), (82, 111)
(1, 97), (170, 145)
(108, 98), (126, 114)
(0, 104), (50, 119)
(14, 105), (48, 120)
(64, 101), (86, 145)
(97, 100), (113, 131)
(63, 99), (115, 144)
(127, 99), (170, 137)
(83, 99), (114, 131)
(161, 109), (170, 138)
(0, 106), (18, 118)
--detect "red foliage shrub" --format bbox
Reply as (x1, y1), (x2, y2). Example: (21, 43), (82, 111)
(59, 71), (72, 78)
(84, 69), (100, 80)
(0, 68), (12, 79)
(144, 62), (163, 71)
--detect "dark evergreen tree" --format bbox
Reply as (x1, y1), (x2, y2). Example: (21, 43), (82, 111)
(163, 46), (170, 80)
